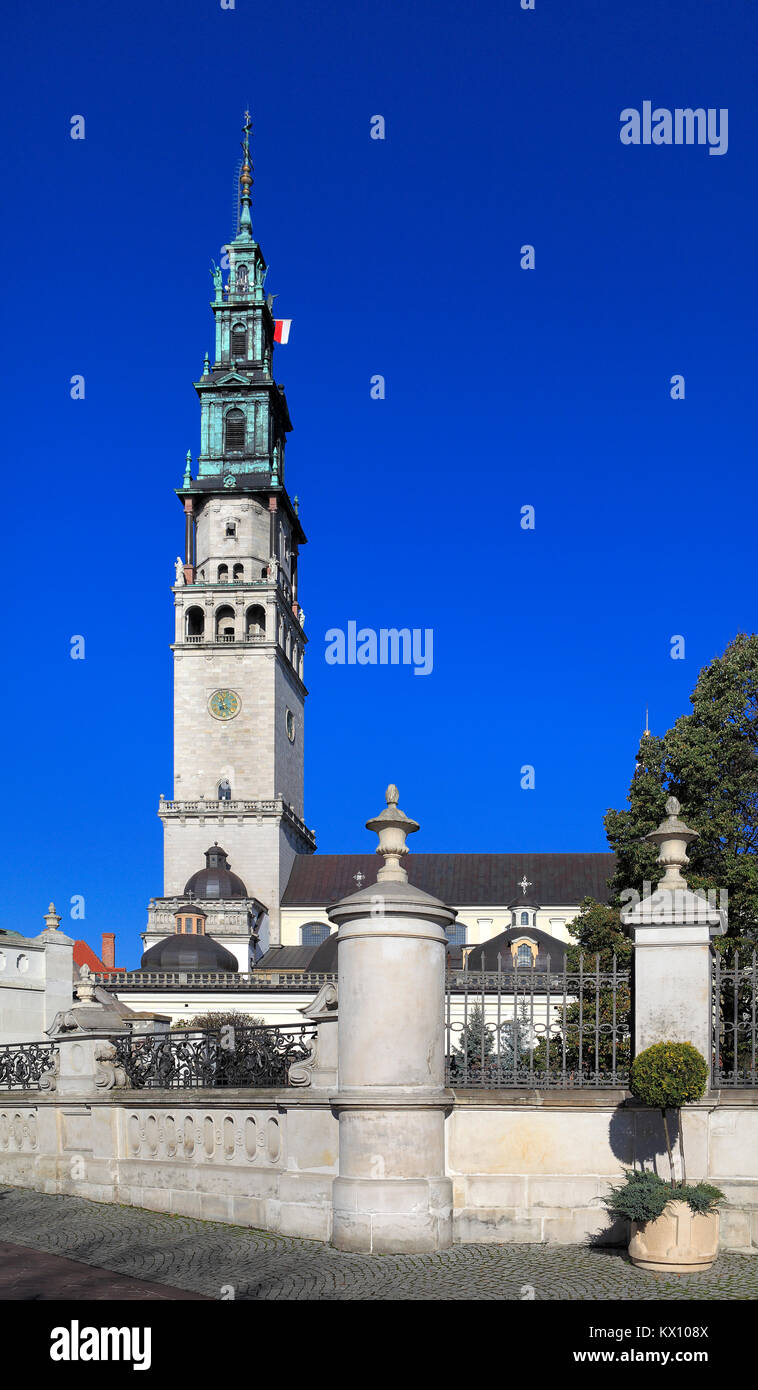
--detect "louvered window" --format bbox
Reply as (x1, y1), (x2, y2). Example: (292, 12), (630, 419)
(225, 409), (245, 451)
(231, 326), (246, 359)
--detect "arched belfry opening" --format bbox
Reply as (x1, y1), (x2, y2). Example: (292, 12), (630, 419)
(246, 604), (266, 640)
(185, 607), (204, 639)
(215, 605), (235, 640)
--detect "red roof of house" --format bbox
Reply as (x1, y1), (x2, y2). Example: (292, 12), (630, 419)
(73, 941), (125, 975)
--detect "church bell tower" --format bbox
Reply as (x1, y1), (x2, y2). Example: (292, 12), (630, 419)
(151, 115), (315, 959)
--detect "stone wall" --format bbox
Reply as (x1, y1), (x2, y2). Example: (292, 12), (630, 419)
(3, 1087), (757, 1253)
(0, 1090), (338, 1242)
(447, 1090), (758, 1253)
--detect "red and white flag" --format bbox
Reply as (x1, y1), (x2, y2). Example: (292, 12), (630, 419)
(274, 319), (292, 344)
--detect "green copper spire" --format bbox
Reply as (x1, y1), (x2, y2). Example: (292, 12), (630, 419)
(238, 110), (253, 239)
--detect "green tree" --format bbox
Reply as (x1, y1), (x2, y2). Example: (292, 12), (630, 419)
(605, 634), (758, 947)
(605, 733), (668, 905)
(453, 1004), (494, 1071)
(175, 1011), (265, 1031)
(563, 898), (632, 969)
(451, 1000), (532, 1080)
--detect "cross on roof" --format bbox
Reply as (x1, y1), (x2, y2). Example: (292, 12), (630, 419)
(353, 871), (366, 887)
(518, 875), (532, 896)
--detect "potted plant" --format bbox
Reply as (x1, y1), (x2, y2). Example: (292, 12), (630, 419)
(606, 1041), (724, 1273)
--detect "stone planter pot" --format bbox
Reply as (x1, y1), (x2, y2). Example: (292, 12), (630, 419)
(629, 1200), (719, 1274)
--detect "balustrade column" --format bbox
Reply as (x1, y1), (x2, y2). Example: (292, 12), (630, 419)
(327, 786), (456, 1253)
(622, 798), (724, 1080)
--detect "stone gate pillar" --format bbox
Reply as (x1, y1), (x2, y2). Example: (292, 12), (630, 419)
(327, 785), (456, 1254)
(621, 797), (724, 1077)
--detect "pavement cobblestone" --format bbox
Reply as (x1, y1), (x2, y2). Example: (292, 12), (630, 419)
(2, 1185), (758, 1300)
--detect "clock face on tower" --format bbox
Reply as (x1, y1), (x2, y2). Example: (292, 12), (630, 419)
(208, 689), (241, 721)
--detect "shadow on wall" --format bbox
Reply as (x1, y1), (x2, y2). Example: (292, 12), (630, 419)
(608, 1102), (678, 1177)
(585, 1104), (679, 1249)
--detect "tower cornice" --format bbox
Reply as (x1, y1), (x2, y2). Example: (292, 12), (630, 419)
(175, 483), (306, 545)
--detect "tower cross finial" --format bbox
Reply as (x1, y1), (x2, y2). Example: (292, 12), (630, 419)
(238, 111), (253, 238)
(518, 874), (532, 896)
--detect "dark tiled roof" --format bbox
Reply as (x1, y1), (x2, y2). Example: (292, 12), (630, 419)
(256, 945), (323, 971)
(281, 853), (616, 909)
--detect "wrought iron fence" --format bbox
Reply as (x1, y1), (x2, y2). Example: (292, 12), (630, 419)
(114, 1022), (316, 1090)
(713, 949), (758, 1086)
(445, 953), (631, 1088)
(0, 1041), (56, 1090)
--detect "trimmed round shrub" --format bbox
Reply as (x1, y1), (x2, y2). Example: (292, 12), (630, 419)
(630, 1041), (708, 1109)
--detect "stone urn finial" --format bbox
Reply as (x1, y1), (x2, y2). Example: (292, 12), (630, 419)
(76, 963), (97, 1003)
(43, 902), (62, 932)
(644, 796), (699, 889)
(365, 785), (420, 883)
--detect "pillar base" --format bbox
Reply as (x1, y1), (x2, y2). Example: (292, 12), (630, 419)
(332, 1176), (453, 1253)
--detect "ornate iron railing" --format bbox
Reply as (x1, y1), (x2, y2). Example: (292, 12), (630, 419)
(713, 949), (758, 1086)
(0, 1041), (57, 1090)
(113, 1022), (316, 1089)
(445, 953), (631, 1088)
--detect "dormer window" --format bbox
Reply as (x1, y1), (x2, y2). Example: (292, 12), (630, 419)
(225, 409), (245, 452)
(174, 909), (206, 936)
(517, 943), (533, 967)
(520, 911), (529, 926)
(231, 325), (246, 360)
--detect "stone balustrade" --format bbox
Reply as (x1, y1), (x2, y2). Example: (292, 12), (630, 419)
(156, 796), (316, 845)
(92, 970), (337, 992)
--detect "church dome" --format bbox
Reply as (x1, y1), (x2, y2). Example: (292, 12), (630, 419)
(466, 927), (566, 972)
(140, 933), (239, 972)
(183, 844), (248, 900)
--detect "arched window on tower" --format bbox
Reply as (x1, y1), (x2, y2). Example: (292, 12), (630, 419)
(185, 607), (204, 640)
(217, 564), (229, 583)
(246, 604), (266, 641)
(215, 605), (235, 641)
(231, 324), (246, 359)
(225, 408), (246, 452)
(233, 563), (244, 583)
(218, 780), (232, 801)
(520, 911), (529, 926)
(236, 265), (248, 294)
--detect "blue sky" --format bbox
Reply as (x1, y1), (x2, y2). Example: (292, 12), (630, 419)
(2, 0), (755, 966)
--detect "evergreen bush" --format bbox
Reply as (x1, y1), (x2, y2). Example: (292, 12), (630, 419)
(605, 1170), (724, 1223)
(629, 1041), (708, 1110)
